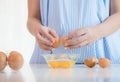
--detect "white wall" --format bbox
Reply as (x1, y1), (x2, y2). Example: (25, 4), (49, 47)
(0, 0), (35, 63)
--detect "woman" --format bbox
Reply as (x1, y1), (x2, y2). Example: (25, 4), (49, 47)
(27, 0), (120, 64)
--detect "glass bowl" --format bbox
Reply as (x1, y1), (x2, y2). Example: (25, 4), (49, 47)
(43, 54), (79, 68)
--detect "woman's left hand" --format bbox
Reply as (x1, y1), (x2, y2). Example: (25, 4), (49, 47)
(65, 26), (101, 49)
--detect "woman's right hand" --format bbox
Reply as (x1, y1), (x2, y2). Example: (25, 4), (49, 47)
(27, 0), (58, 51)
(35, 25), (58, 51)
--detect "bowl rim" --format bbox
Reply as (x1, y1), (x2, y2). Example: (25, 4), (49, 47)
(41, 54), (80, 63)
(41, 54), (80, 58)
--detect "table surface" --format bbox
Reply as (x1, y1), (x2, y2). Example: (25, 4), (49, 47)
(0, 63), (120, 82)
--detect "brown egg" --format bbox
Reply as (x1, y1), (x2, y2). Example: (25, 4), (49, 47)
(84, 56), (96, 68)
(8, 51), (24, 71)
(98, 58), (111, 68)
(52, 37), (60, 48)
(60, 36), (68, 47)
(0, 52), (7, 71)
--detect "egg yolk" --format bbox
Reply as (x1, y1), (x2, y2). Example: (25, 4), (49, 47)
(48, 61), (75, 68)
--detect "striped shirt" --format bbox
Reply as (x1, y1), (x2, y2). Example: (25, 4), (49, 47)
(30, 0), (120, 64)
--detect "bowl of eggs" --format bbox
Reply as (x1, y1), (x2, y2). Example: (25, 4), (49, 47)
(43, 54), (79, 68)
(42, 36), (79, 68)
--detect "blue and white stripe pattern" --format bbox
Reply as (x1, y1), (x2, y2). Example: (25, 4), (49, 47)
(30, 0), (120, 64)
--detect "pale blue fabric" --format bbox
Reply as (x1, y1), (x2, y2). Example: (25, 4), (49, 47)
(30, 0), (120, 64)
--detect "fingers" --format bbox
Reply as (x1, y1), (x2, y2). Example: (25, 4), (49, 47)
(43, 31), (55, 43)
(68, 28), (86, 39)
(65, 28), (95, 49)
(36, 26), (59, 50)
(36, 33), (52, 46)
(65, 34), (88, 47)
(36, 34), (52, 51)
(38, 42), (52, 51)
(48, 28), (58, 38)
(66, 40), (90, 49)
(36, 27), (59, 51)
(40, 27), (55, 42)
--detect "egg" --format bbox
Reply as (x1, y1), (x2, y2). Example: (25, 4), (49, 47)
(60, 36), (68, 47)
(84, 56), (96, 68)
(0, 52), (7, 71)
(98, 58), (111, 68)
(8, 51), (24, 71)
(52, 37), (60, 48)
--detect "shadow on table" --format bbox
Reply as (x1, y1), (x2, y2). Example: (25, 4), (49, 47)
(0, 70), (24, 82)
(8, 71), (24, 82)
(0, 71), (7, 82)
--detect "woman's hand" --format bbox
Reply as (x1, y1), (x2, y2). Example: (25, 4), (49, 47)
(64, 26), (101, 49)
(27, 0), (58, 51)
(35, 25), (58, 51)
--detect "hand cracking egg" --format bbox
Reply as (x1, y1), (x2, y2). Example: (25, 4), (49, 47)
(8, 51), (24, 71)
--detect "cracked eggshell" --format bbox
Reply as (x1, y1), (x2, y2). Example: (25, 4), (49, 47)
(98, 58), (111, 68)
(84, 56), (96, 68)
